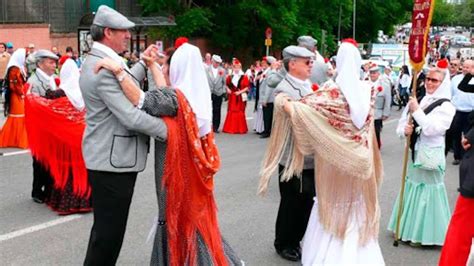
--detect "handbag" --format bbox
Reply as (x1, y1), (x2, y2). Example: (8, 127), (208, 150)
(413, 146), (446, 171)
(241, 92), (248, 102)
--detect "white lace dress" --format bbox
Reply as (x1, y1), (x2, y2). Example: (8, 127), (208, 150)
(301, 198), (385, 265)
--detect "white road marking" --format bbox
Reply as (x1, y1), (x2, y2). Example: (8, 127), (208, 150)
(0, 150), (30, 156)
(0, 214), (83, 242)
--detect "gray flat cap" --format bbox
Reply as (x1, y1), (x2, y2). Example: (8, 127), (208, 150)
(212, 54), (222, 63)
(266, 56), (277, 64)
(35, 49), (59, 60)
(282, 45), (315, 60)
(93, 5), (135, 29)
(297, 35), (318, 49)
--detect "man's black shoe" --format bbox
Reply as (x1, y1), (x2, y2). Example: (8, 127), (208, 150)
(276, 248), (300, 261)
(260, 134), (270, 139)
(32, 196), (44, 204)
(453, 159), (461, 165)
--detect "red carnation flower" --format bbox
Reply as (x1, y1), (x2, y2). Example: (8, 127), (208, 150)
(329, 88), (340, 99)
(218, 70), (224, 76)
(377, 86), (383, 92)
(54, 77), (61, 87)
(262, 74), (266, 79)
(437, 58), (449, 69)
(311, 83), (319, 92)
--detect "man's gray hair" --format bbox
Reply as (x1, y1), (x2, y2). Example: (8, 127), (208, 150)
(90, 24), (106, 42)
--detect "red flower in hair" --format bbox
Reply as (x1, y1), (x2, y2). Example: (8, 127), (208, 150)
(54, 77), (61, 87)
(311, 83), (319, 92)
(329, 88), (340, 99)
(341, 38), (359, 47)
(437, 59), (449, 69)
(174, 37), (188, 49)
(324, 58), (329, 63)
(377, 86), (383, 92)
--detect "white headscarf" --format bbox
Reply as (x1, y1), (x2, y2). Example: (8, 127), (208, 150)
(5, 48), (26, 78)
(419, 67), (451, 108)
(60, 59), (85, 110)
(170, 43), (212, 137)
(335, 42), (371, 129)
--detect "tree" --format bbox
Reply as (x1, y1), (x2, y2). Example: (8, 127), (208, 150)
(139, 0), (413, 60)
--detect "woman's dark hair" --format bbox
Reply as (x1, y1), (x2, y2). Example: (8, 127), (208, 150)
(0, 42), (6, 50)
(400, 65), (409, 77)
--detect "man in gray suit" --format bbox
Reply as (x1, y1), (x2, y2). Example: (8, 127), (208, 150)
(260, 57), (283, 138)
(367, 64), (391, 148)
(297, 35), (328, 86)
(272, 46), (316, 262)
(80, 6), (169, 265)
(206, 54), (226, 132)
(27, 50), (62, 203)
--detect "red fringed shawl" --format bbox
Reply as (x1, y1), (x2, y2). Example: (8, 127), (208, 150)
(24, 87), (90, 198)
(162, 90), (226, 266)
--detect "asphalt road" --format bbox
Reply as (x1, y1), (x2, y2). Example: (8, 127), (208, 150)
(0, 101), (472, 265)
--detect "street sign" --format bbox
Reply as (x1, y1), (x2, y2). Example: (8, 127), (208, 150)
(265, 38), (272, 46)
(265, 27), (272, 39)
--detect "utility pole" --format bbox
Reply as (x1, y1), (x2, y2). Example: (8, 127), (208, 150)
(353, 0), (356, 39)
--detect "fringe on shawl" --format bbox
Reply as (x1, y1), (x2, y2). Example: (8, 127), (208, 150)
(259, 93), (383, 245)
(24, 94), (90, 198)
(161, 89), (226, 266)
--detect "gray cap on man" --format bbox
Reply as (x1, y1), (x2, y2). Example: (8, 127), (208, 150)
(297, 35), (318, 50)
(282, 45), (315, 60)
(93, 5), (135, 29)
(34, 49), (59, 60)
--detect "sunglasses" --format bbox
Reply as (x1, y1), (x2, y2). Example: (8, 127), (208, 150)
(426, 77), (442, 83)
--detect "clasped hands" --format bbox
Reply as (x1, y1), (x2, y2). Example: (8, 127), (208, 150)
(94, 44), (161, 74)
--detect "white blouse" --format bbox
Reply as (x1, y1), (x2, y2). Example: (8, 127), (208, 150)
(397, 98), (455, 149)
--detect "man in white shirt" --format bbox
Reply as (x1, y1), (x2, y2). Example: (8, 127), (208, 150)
(449, 60), (474, 165)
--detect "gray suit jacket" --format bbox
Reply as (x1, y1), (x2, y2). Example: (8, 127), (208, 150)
(27, 72), (56, 97)
(274, 77), (314, 169)
(80, 48), (168, 173)
(374, 79), (392, 120)
(206, 66), (226, 96)
(310, 61), (328, 85)
(262, 68), (285, 104)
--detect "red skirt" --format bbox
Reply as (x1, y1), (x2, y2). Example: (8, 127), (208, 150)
(222, 93), (248, 134)
(0, 114), (28, 149)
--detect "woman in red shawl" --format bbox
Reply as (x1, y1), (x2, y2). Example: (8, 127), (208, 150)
(95, 43), (242, 265)
(0, 48), (28, 148)
(222, 59), (249, 134)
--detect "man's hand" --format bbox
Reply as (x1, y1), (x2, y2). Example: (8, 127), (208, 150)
(382, 115), (389, 121)
(462, 136), (471, 151)
(141, 45), (159, 66)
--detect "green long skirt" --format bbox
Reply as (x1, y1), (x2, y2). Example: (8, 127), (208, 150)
(388, 162), (451, 246)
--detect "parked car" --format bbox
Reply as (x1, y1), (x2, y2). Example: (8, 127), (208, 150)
(455, 26), (464, 34)
(452, 35), (472, 47)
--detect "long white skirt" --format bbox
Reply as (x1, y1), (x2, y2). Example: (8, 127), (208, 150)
(301, 198), (385, 265)
(253, 104), (264, 133)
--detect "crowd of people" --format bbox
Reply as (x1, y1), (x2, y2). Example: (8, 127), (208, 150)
(0, 4), (473, 265)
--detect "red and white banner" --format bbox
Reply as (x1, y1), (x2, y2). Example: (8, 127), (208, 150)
(408, 0), (435, 71)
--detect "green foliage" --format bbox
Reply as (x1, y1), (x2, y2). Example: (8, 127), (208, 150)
(139, 0), (413, 59)
(432, 0), (474, 27)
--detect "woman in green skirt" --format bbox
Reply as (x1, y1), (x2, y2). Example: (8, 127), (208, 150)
(388, 64), (455, 246)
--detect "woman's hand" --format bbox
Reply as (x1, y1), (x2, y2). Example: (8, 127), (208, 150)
(461, 136), (471, 151)
(404, 123), (414, 136)
(235, 90), (242, 96)
(226, 88), (232, 94)
(283, 100), (294, 116)
(94, 57), (122, 75)
(408, 96), (419, 113)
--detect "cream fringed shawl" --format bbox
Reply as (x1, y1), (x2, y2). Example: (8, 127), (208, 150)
(258, 81), (383, 245)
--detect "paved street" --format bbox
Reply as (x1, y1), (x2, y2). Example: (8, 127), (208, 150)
(0, 101), (471, 265)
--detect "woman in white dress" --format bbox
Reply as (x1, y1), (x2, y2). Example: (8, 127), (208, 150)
(259, 40), (385, 265)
